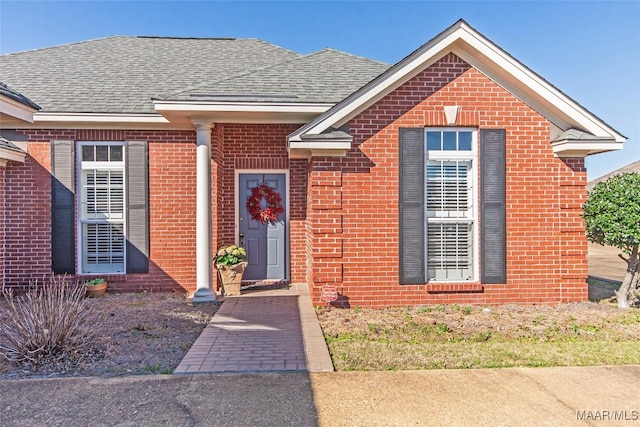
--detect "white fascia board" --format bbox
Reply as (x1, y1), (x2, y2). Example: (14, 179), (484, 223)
(154, 101), (331, 114)
(0, 147), (26, 163)
(452, 28), (625, 142)
(551, 140), (622, 157)
(293, 22), (625, 145)
(293, 33), (459, 140)
(288, 139), (351, 159)
(0, 96), (37, 123)
(289, 139), (352, 150)
(34, 112), (170, 123)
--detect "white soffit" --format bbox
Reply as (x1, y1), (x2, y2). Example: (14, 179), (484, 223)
(154, 101), (331, 125)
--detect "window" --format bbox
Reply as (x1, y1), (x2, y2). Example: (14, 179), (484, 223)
(78, 143), (125, 273)
(425, 129), (476, 281)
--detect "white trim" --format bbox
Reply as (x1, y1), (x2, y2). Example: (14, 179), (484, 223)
(551, 140), (622, 157)
(424, 128), (479, 283)
(289, 20), (625, 147)
(76, 141), (127, 275)
(154, 101), (331, 113)
(35, 112), (170, 123)
(0, 95), (38, 123)
(0, 147), (26, 163)
(234, 169), (290, 281)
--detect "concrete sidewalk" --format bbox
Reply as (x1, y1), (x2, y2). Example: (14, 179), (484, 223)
(588, 243), (627, 283)
(1, 366), (639, 426)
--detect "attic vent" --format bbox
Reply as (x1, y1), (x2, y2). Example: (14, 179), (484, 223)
(136, 36), (236, 40)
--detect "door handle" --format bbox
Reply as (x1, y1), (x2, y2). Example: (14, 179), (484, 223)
(239, 232), (245, 245)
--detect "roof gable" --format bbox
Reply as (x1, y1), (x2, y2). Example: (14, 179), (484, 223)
(288, 19), (625, 154)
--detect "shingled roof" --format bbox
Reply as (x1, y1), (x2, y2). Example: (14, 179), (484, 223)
(0, 82), (40, 110)
(163, 48), (389, 104)
(0, 36), (388, 114)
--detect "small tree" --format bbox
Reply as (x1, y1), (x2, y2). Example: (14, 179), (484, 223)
(583, 172), (640, 308)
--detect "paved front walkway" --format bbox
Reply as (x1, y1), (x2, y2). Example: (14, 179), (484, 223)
(174, 283), (333, 374)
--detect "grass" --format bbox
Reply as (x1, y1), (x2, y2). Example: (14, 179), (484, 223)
(318, 284), (640, 371)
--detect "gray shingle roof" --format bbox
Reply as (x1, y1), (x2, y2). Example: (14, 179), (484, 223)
(0, 36), (300, 114)
(0, 82), (40, 109)
(0, 36), (389, 114)
(163, 48), (389, 104)
(587, 160), (640, 192)
(552, 128), (613, 142)
(0, 136), (25, 153)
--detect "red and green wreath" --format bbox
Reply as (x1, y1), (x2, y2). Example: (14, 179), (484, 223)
(246, 183), (284, 225)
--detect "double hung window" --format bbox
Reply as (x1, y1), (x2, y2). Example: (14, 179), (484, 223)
(425, 129), (476, 281)
(78, 143), (125, 273)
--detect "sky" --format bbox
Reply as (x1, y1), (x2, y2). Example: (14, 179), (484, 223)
(0, 0), (638, 181)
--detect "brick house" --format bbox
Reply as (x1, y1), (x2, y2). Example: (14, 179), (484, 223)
(0, 20), (625, 306)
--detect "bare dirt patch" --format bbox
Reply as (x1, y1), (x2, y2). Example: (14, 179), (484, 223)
(0, 292), (219, 379)
(317, 302), (640, 371)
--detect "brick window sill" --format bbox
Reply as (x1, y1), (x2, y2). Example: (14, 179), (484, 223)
(426, 283), (484, 294)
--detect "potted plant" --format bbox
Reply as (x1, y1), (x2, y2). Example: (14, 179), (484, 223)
(85, 277), (107, 297)
(214, 245), (248, 296)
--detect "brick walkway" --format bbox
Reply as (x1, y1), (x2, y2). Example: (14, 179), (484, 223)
(174, 283), (333, 374)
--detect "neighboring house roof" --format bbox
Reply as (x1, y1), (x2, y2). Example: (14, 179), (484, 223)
(587, 160), (640, 192)
(288, 19), (625, 159)
(0, 135), (24, 153)
(0, 135), (26, 163)
(0, 36), (387, 114)
(0, 82), (40, 110)
(161, 48), (389, 104)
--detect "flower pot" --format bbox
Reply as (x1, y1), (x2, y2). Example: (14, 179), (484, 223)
(85, 282), (107, 298)
(217, 262), (248, 296)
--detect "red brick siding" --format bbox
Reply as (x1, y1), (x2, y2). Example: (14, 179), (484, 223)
(307, 53), (588, 307)
(5, 125), (306, 291)
(4, 143), (52, 285)
(216, 123), (305, 283)
(6, 129), (196, 291)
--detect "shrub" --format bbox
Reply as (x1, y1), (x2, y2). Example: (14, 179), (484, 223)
(0, 276), (101, 371)
(214, 244), (247, 267)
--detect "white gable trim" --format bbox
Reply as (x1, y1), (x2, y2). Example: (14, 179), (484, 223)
(0, 95), (38, 123)
(288, 20), (625, 147)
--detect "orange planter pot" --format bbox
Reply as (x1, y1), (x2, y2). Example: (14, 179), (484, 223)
(85, 282), (107, 298)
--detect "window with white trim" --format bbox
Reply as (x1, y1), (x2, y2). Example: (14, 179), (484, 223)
(425, 129), (476, 281)
(78, 143), (125, 273)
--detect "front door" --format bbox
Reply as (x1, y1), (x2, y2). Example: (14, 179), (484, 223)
(238, 173), (287, 281)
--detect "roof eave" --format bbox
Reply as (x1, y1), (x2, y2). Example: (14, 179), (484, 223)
(153, 100), (332, 125)
(0, 146), (26, 163)
(288, 137), (352, 159)
(288, 19), (626, 146)
(0, 95), (39, 123)
(551, 139), (622, 158)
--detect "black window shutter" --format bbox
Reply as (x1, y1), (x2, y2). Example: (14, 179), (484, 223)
(51, 140), (76, 274)
(399, 128), (425, 284)
(125, 140), (149, 273)
(480, 129), (507, 284)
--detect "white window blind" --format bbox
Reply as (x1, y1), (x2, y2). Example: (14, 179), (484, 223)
(79, 143), (125, 273)
(425, 129), (476, 282)
(427, 223), (473, 281)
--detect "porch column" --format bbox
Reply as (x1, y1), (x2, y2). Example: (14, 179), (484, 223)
(192, 121), (216, 302)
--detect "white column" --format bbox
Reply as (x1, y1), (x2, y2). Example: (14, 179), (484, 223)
(192, 121), (216, 302)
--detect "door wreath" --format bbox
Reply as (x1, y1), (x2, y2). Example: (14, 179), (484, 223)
(246, 183), (284, 225)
